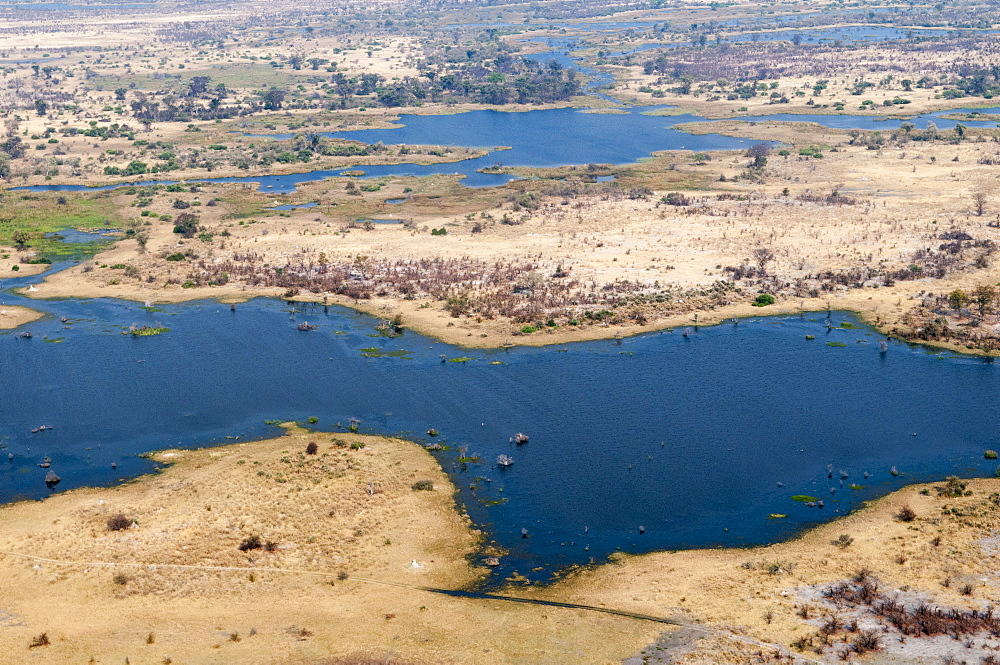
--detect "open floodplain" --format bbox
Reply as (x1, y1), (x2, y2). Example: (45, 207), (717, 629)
(6, 0), (1000, 662)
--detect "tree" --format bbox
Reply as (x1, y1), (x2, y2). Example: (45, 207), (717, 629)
(746, 143), (770, 168)
(114, 88), (127, 101)
(948, 289), (969, 311)
(752, 247), (775, 272)
(11, 230), (30, 248)
(972, 191), (987, 216)
(973, 284), (997, 317)
(34, 99), (48, 117)
(263, 88), (286, 110)
(188, 76), (211, 97)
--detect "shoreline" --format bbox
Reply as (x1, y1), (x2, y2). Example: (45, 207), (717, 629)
(2, 423), (997, 662)
(16, 271), (982, 355)
(0, 304), (44, 330)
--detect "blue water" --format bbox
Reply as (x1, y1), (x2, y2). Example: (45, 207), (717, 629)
(269, 202), (318, 211)
(3, 264), (1000, 581)
(16, 101), (1000, 196)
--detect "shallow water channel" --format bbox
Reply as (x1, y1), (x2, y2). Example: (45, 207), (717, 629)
(3, 264), (1000, 581)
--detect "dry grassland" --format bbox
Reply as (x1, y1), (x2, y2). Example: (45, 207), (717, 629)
(0, 427), (662, 665)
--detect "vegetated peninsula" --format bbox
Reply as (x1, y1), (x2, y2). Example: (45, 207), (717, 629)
(5, 0), (1000, 661)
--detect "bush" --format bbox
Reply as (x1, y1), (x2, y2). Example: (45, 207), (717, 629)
(752, 293), (775, 307)
(165, 253), (186, 261)
(831, 534), (854, 549)
(411, 479), (434, 491)
(28, 633), (50, 649)
(937, 476), (967, 497)
(112, 572), (129, 585)
(106, 513), (132, 531)
(896, 505), (917, 522)
(305, 442), (318, 455)
(238, 535), (263, 551)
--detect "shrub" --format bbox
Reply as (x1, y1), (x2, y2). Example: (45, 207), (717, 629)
(238, 535), (263, 551)
(831, 534), (854, 549)
(305, 442), (318, 455)
(28, 633), (50, 648)
(752, 293), (775, 307)
(165, 253), (186, 261)
(106, 513), (132, 531)
(411, 479), (434, 491)
(937, 476), (968, 497)
(113, 572), (130, 585)
(307, 416), (319, 424)
(896, 505), (917, 522)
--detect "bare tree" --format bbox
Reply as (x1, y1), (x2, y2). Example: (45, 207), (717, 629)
(752, 247), (775, 273)
(972, 191), (987, 217)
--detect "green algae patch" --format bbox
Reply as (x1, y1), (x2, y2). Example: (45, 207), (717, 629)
(791, 495), (819, 503)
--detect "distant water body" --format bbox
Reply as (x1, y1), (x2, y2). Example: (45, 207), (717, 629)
(16, 103), (999, 195)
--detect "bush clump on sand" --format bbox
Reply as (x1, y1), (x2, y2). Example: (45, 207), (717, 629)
(306, 441), (319, 455)
(411, 480), (434, 491)
(238, 535), (263, 551)
(752, 293), (775, 307)
(106, 513), (132, 531)
(896, 505), (917, 522)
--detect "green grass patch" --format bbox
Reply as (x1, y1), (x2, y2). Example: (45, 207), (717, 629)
(826, 342), (847, 347)
(0, 194), (121, 258)
(791, 495), (818, 502)
(448, 356), (473, 363)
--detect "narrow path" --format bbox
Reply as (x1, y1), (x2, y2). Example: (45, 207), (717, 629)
(0, 549), (824, 663)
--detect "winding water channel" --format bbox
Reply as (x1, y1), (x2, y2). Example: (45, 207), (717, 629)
(3, 260), (1000, 582)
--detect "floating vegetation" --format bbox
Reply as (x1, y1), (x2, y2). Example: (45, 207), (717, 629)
(43, 338), (65, 343)
(140, 306), (163, 313)
(768, 513), (788, 519)
(457, 455), (481, 463)
(489, 361), (503, 365)
(805, 335), (815, 340)
(839, 322), (860, 329)
(482, 498), (510, 506)
(826, 342), (847, 348)
(125, 325), (170, 337)
(448, 356), (473, 363)
(791, 495), (819, 503)
(849, 484), (864, 490)
(360, 347), (412, 358)
(986, 450), (998, 460)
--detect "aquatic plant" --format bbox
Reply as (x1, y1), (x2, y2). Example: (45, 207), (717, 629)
(986, 450), (998, 459)
(125, 325), (170, 336)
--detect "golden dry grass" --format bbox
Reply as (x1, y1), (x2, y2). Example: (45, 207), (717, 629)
(0, 427), (662, 665)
